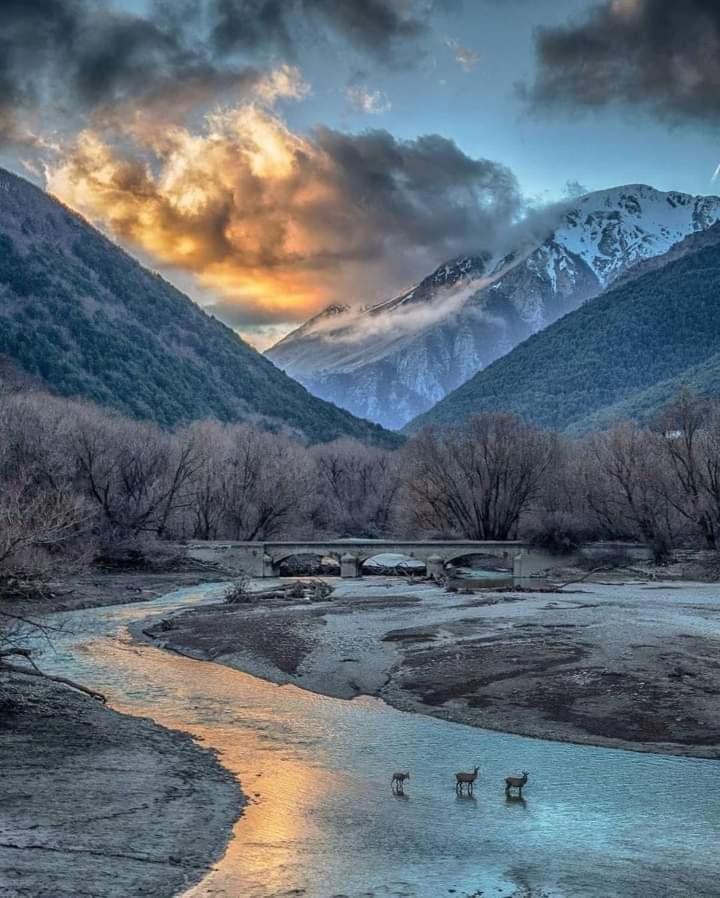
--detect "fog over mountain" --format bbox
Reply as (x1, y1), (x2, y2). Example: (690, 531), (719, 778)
(407, 221), (720, 434)
(266, 185), (720, 430)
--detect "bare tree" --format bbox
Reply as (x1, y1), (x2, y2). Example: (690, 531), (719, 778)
(189, 424), (314, 541)
(0, 477), (89, 576)
(583, 423), (674, 558)
(402, 414), (557, 540)
(70, 410), (199, 540)
(311, 439), (401, 537)
(657, 392), (720, 548)
(184, 421), (228, 540)
(0, 391), (95, 588)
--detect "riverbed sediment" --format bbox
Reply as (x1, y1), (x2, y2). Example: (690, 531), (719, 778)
(0, 672), (243, 898)
(0, 569), (245, 898)
(141, 576), (720, 759)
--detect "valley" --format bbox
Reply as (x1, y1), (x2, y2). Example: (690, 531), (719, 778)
(268, 185), (720, 429)
(4, 1), (720, 896)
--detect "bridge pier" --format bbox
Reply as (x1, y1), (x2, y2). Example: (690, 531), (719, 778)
(426, 554), (445, 580)
(512, 548), (557, 580)
(340, 553), (360, 578)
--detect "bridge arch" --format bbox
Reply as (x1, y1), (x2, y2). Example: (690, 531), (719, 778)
(185, 539), (645, 580)
(360, 552), (426, 576)
(444, 549), (515, 570)
(269, 550), (342, 576)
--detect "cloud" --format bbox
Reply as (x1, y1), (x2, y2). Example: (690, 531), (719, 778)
(0, 0), (262, 145)
(305, 278), (504, 347)
(46, 103), (523, 329)
(345, 85), (392, 114)
(0, 0), (433, 147)
(210, 0), (431, 61)
(522, 0), (720, 123)
(446, 39), (480, 73)
(254, 64), (311, 104)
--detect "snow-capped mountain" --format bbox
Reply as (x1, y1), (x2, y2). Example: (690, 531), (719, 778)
(266, 185), (720, 430)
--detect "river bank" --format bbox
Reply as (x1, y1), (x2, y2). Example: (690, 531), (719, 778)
(141, 575), (720, 759)
(0, 569), (244, 898)
(2, 568), (226, 617)
(0, 672), (243, 898)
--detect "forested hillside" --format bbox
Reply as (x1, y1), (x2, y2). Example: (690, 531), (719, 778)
(0, 168), (396, 446)
(407, 225), (720, 432)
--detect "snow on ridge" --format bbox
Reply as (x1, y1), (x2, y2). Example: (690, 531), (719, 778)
(266, 183), (720, 428)
(555, 186), (720, 286)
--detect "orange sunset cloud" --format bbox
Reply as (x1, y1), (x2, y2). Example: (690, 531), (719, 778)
(45, 75), (520, 346)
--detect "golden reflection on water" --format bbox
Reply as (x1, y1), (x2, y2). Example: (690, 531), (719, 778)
(86, 636), (345, 897)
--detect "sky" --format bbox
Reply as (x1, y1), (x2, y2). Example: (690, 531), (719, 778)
(2, 0), (720, 348)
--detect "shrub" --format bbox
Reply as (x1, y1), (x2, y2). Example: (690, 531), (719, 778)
(225, 576), (252, 604)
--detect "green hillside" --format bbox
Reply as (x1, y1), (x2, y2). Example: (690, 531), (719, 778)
(407, 228), (720, 433)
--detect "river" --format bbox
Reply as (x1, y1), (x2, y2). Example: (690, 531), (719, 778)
(35, 583), (720, 898)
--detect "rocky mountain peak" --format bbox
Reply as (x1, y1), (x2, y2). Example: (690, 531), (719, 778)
(266, 184), (720, 430)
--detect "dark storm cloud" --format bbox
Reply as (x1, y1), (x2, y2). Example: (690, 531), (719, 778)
(0, 0), (433, 145)
(309, 127), (522, 259)
(0, 0), (262, 143)
(209, 0), (429, 59)
(522, 0), (720, 123)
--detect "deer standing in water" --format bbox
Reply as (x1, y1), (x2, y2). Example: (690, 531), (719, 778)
(505, 771), (528, 797)
(455, 766), (480, 794)
(391, 771), (410, 793)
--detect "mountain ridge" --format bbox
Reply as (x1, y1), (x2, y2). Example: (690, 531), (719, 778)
(0, 167), (398, 446)
(267, 184), (720, 429)
(405, 221), (720, 434)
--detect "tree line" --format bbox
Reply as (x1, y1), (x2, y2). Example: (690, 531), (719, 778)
(3, 386), (720, 584)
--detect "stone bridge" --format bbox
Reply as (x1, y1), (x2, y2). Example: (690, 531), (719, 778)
(185, 539), (652, 580)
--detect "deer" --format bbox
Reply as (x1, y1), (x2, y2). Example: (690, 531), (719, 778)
(455, 766), (480, 794)
(391, 771), (410, 792)
(505, 771), (528, 797)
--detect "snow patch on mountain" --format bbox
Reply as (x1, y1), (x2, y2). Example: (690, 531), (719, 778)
(266, 185), (720, 430)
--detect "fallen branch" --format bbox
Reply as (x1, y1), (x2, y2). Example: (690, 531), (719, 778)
(0, 661), (106, 703)
(0, 647), (40, 670)
(553, 562), (645, 590)
(0, 609), (64, 632)
(553, 565), (613, 590)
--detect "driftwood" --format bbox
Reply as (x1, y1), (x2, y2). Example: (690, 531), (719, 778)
(0, 609), (107, 703)
(489, 563), (639, 594)
(0, 649), (106, 702)
(225, 579), (333, 604)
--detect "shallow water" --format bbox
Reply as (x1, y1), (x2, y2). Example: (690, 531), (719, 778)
(35, 584), (720, 898)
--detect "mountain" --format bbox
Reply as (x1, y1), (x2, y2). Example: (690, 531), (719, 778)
(406, 223), (720, 434)
(266, 185), (720, 429)
(0, 167), (397, 446)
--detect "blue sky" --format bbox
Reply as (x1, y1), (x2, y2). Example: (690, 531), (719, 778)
(225, 0), (720, 202)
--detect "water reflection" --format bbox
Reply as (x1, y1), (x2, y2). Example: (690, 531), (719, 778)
(35, 584), (720, 898)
